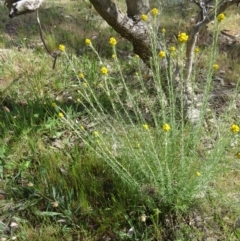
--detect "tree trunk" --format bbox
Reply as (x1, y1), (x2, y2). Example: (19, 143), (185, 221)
(89, 0), (152, 65)
(186, 0), (240, 82)
(126, 0), (149, 18)
(184, 0), (240, 121)
(89, 0), (240, 123)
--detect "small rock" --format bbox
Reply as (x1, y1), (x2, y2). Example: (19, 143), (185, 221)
(187, 107), (200, 123)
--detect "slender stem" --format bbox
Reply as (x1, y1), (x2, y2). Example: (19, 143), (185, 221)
(36, 10), (58, 69)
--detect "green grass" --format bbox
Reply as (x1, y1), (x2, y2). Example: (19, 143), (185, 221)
(0, 1), (240, 240)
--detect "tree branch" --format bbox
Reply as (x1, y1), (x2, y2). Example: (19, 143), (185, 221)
(186, 0), (240, 81)
(89, 0), (152, 65)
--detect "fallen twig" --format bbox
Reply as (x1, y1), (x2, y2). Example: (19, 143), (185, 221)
(36, 10), (59, 69)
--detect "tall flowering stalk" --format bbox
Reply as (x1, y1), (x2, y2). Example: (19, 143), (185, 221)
(85, 38), (103, 64)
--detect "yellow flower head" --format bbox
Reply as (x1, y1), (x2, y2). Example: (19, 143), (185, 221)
(178, 32), (188, 43)
(85, 38), (92, 46)
(58, 44), (65, 52)
(196, 171), (201, 177)
(169, 46), (176, 53)
(80, 125), (85, 130)
(236, 152), (240, 159)
(93, 130), (99, 137)
(135, 54), (139, 58)
(109, 37), (117, 46)
(217, 13), (225, 22)
(230, 124), (240, 133)
(112, 54), (116, 58)
(52, 102), (57, 108)
(151, 8), (159, 16)
(136, 143), (141, 148)
(194, 47), (200, 53)
(58, 112), (64, 118)
(143, 124), (149, 130)
(83, 82), (88, 88)
(141, 14), (148, 21)
(79, 72), (84, 79)
(161, 28), (166, 33)
(213, 64), (219, 70)
(100, 66), (108, 75)
(158, 51), (166, 58)
(162, 123), (170, 132)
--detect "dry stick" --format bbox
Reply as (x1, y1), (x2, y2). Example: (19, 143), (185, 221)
(36, 10), (59, 69)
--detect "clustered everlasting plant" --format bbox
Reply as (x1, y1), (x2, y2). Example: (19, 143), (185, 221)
(217, 13), (225, 22)
(48, 7), (239, 222)
(58, 44), (65, 52)
(100, 66), (108, 75)
(178, 32), (189, 43)
(2, 1), (240, 240)
(169, 46), (176, 54)
(213, 63), (219, 70)
(109, 37), (117, 46)
(230, 124), (240, 133)
(141, 14), (148, 21)
(151, 7), (159, 16)
(158, 50), (166, 58)
(162, 123), (170, 132)
(85, 38), (91, 45)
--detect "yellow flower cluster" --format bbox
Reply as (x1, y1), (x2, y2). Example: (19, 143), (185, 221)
(58, 112), (64, 118)
(162, 123), (170, 132)
(85, 38), (92, 46)
(213, 64), (219, 70)
(143, 124), (149, 130)
(136, 143), (141, 148)
(141, 14), (148, 21)
(93, 130), (99, 137)
(161, 28), (166, 33)
(79, 73), (84, 79)
(52, 102), (57, 108)
(230, 124), (240, 133)
(100, 66), (108, 75)
(151, 8), (159, 16)
(80, 125), (85, 130)
(196, 171), (201, 177)
(159, 51), (166, 58)
(169, 46), (176, 53)
(178, 32), (188, 43)
(217, 13), (225, 22)
(109, 37), (117, 46)
(58, 44), (65, 52)
(194, 47), (200, 53)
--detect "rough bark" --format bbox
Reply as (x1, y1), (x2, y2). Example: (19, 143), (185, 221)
(89, 0), (152, 65)
(126, 0), (149, 18)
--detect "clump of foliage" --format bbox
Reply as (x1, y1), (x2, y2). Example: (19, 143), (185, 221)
(0, 1), (240, 241)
